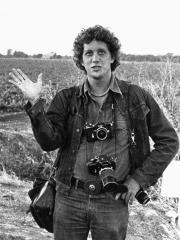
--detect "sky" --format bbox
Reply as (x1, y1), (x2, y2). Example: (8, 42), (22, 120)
(0, 0), (180, 56)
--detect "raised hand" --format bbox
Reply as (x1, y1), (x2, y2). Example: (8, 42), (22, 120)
(9, 68), (43, 104)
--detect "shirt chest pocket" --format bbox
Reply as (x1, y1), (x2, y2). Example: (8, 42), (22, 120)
(130, 104), (150, 120)
(67, 112), (83, 138)
(114, 115), (129, 146)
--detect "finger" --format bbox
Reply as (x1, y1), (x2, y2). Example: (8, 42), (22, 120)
(9, 72), (22, 85)
(125, 192), (131, 204)
(115, 193), (122, 200)
(126, 192), (135, 205)
(16, 68), (29, 80)
(11, 68), (24, 82)
(9, 79), (20, 87)
(129, 194), (135, 205)
(37, 73), (43, 85)
(121, 192), (126, 200)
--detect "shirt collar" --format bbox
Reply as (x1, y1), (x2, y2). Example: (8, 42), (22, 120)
(79, 73), (122, 97)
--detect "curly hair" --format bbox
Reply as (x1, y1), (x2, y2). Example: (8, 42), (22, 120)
(73, 25), (121, 72)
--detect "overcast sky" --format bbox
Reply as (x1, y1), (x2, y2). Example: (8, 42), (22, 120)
(0, 0), (180, 56)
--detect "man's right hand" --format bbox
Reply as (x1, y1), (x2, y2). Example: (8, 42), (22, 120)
(9, 68), (43, 104)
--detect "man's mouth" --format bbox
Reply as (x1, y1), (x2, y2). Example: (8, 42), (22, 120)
(91, 66), (101, 71)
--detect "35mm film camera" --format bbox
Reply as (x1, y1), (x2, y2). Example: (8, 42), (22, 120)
(87, 155), (119, 192)
(84, 122), (114, 142)
(87, 155), (150, 204)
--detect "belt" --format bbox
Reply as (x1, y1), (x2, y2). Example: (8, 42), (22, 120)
(71, 177), (128, 195)
(71, 177), (85, 189)
(71, 177), (104, 195)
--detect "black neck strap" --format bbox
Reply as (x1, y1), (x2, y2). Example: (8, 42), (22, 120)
(83, 94), (117, 161)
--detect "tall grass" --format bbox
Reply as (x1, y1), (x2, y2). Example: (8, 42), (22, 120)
(129, 56), (180, 129)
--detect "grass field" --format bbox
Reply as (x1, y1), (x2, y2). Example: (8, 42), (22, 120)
(0, 57), (180, 128)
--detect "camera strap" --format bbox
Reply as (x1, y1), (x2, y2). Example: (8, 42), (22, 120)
(111, 81), (136, 174)
(112, 101), (117, 160)
(83, 94), (117, 161)
(121, 83), (136, 174)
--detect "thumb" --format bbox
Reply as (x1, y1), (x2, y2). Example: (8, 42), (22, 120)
(115, 192), (122, 200)
(37, 73), (43, 86)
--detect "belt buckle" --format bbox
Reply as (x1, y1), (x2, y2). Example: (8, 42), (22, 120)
(84, 180), (102, 195)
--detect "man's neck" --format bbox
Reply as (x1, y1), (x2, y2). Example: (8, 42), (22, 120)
(87, 74), (112, 94)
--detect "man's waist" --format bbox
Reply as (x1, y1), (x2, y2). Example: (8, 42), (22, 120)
(70, 176), (127, 195)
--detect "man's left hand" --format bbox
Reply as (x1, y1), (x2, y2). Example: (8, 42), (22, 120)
(115, 176), (140, 205)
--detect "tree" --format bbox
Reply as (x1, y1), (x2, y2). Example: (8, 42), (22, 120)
(7, 49), (13, 56)
(13, 51), (29, 58)
(33, 53), (43, 58)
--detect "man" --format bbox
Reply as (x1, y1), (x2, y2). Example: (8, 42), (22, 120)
(9, 25), (179, 240)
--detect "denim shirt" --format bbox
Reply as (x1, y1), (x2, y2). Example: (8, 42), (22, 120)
(25, 78), (179, 189)
(73, 78), (130, 182)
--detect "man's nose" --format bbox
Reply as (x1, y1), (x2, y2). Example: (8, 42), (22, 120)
(92, 52), (99, 62)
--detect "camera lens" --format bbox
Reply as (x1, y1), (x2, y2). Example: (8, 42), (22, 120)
(99, 168), (118, 192)
(96, 127), (108, 140)
(103, 176), (118, 192)
(135, 189), (150, 204)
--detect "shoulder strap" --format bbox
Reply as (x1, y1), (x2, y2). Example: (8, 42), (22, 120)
(116, 79), (136, 173)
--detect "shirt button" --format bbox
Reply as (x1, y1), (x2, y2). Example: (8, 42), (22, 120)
(76, 128), (80, 133)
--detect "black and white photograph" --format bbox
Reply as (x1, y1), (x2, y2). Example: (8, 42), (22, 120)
(0, 0), (180, 239)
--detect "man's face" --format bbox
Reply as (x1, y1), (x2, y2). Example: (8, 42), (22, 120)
(81, 40), (114, 80)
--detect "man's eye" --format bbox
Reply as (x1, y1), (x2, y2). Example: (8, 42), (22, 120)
(98, 50), (105, 55)
(85, 51), (93, 56)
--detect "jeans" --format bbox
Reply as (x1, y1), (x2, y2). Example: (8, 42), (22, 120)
(53, 182), (129, 240)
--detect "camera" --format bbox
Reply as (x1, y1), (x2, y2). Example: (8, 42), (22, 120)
(84, 122), (114, 142)
(135, 189), (150, 205)
(86, 155), (150, 204)
(87, 155), (118, 192)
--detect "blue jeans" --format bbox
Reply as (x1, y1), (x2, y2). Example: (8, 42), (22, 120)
(53, 182), (129, 240)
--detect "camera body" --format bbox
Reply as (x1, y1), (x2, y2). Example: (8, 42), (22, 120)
(87, 155), (118, 192)
(84, 122), (114, 142)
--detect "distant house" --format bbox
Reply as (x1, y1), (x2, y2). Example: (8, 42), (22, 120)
(42, 52), (55, 59)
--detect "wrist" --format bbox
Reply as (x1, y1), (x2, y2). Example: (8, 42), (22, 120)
(125, 175), (141, 192)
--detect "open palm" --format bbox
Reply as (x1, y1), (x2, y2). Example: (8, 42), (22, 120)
(9, 68), (43, 102)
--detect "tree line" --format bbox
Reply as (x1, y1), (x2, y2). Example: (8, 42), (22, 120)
(0, 50), (180, 63)
(120, 53), (180, 63)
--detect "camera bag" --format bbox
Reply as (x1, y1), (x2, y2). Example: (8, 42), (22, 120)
(28, 176), (56, 233)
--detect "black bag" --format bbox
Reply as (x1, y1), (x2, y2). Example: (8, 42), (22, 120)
(28, 177), (56, 233)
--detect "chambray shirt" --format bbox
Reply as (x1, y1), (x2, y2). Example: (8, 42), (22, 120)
(74, 77), (131, 182)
